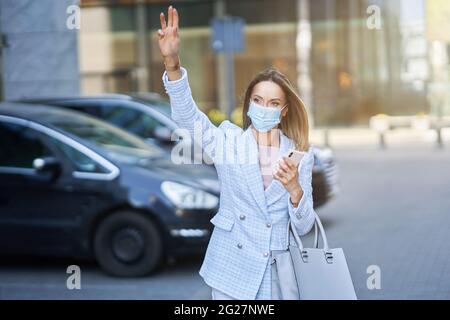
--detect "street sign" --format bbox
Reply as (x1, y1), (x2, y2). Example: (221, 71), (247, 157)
(211, 16), (245, 53)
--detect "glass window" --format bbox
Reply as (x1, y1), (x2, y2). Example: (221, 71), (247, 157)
(44, 109), (163, 162)
(100, 106), (141, 130)
(0, 122), (53, 168)
(70, 105), (102, 118)
(131, 95), (172, 117)
(100, 106), (165, 139)
(48, 138), (109, 174)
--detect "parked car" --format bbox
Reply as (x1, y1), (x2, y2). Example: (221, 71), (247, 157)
(22, 94), (339, 207)
(0, 102), (220, 277)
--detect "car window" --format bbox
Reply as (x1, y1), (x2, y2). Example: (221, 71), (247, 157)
(100, 106), (164, 139)
(0, 121), (53, 168)
(44, 109), (163, 162)
(131, 95), (172, 117)
(48, 138), (109, 174)
(70, 106), (101, 118)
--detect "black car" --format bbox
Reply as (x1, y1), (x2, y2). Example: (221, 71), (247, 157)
(0, 102), (220, 277)
(23, 94), (339, 207)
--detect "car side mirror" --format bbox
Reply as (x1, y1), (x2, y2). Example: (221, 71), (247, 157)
(33, 156), (61, 177)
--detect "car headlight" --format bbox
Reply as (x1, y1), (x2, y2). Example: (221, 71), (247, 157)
(161, 181), (219, 209)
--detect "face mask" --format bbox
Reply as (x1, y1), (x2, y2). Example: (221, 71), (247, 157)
(247, 100), (288, 133)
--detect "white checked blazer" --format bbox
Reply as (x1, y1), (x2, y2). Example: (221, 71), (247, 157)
(162, 67), (316, 300)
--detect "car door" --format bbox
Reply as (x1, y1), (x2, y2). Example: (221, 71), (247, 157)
(0, 117), (121, 257)
(45, 134), (122, 256)
(0, 119), (76, 255)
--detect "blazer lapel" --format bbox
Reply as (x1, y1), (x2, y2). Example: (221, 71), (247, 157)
(239, 128), (269, 219)
(264, 131), (292, 207)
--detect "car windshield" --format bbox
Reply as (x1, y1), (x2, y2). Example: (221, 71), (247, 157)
(130, 94), (172, 117)
(45, 111), (164, 162)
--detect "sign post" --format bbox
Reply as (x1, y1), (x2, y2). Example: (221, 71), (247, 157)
(211, 16), (245, 119)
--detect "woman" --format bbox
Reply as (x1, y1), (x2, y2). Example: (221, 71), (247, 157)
(157, 5), (316, 300)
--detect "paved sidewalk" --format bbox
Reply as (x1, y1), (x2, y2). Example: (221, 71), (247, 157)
(314, 146), (450, 299)
(310, 127), (450, 148)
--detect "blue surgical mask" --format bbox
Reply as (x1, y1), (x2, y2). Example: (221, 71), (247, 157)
(247, 100), (288, 133)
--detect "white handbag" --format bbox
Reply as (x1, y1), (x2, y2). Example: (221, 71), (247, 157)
(271, 212), (357, 300)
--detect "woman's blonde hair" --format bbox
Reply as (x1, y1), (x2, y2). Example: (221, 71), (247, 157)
(242, 67), (310, 151)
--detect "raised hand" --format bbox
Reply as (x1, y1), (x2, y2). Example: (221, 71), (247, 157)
(157, 5), (180, 60)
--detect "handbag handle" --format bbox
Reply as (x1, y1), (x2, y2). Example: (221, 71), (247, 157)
(313, 221), (319, 248)
(288, 211), (330, 252)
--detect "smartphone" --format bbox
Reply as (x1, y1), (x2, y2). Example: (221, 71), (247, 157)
(273, 149), (306, 176)
(285, 149), (306, 166)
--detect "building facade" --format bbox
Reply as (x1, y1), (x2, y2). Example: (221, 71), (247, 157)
(79, 0), (446, 127)
(0, 0), (80, 100)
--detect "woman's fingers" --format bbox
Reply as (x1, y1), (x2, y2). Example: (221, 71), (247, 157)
(157, 29), (163, 40)
(160, 12), (166, 30)
(274, 157), (299, 184)
(279, 158), (296, 176)
(173, 7), (179, 29)
(273, 171), (281, 181)
(283, 156), (297, 170)
(274, 171), (287, 184)
(276, 164), (289, 176)
(168, 5), (173, 27)
(160, 6), (178, 34)
(279, 159), (291, 173)
(274, 165), (289, 180)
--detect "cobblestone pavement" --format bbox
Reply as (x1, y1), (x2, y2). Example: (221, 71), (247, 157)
(1, 145), (449, 300)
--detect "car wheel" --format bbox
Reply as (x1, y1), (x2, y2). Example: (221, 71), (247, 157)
(93, 210), (163, 277)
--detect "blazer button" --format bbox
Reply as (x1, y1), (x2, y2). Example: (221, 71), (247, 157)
(237, 243), (243, 249)
(239, 214), (246, 220)
(266, 222), (271, 228)
(263, 252), (269, 257)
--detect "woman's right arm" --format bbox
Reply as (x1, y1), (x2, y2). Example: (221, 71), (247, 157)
(157, 6), (223, 161)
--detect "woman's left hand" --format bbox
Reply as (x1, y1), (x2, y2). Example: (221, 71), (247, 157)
(273, 156), (303, 206)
